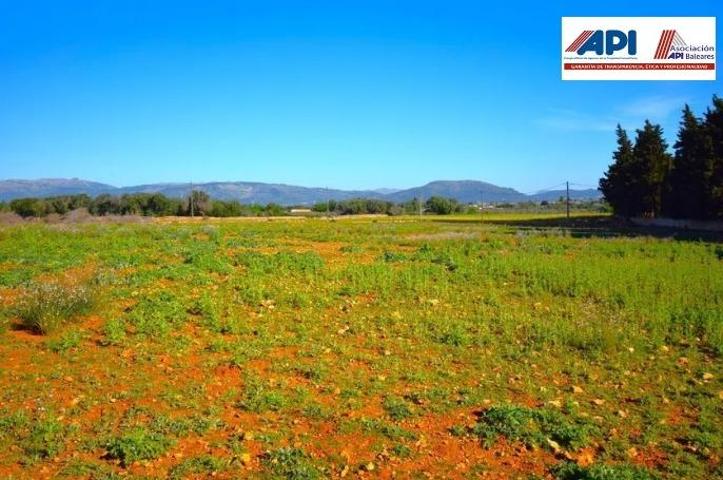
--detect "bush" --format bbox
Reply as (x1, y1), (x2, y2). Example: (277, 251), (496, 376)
(263, 448), (321, 480)
(46, 328), (83, 352)
(105, 428), (174, 466)
(552, 462), (659, 480)
(237, 374), (288, 413)
(383, 396), (414, 420)
(23, 417), (66, 460)
(15, 282), (96, 334)
(10, 198), (47, 218)
(425, 196), (462, 215)
(472, 404), (594, 451)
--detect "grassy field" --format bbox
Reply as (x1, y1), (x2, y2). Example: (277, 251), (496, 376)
(0, 213), (720, 479)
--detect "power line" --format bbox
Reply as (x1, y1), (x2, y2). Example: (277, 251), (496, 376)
(529, 182), (568, 195)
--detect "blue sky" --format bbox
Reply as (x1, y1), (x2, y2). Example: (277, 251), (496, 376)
(0, 1), (720, 193)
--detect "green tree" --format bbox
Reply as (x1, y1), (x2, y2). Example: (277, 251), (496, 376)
(425, 196), (460, 215)
(9, 198), (47, 217)
(663, 105), (714, 219)
(90, 194), (120, 215)
(599, 126), (637, 217)
(146, 194), (174, 216)
(187, 190), (211, 216)
(632, 121), (672, 217)
(704, 95), (723, 219)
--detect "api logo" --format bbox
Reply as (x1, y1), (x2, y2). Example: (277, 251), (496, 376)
(565, 30), (637, 55)
(655, 30), (685, 59)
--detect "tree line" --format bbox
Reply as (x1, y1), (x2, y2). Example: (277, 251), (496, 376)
(600, 96), (722, 220)
(1, 192), (473, 218)
(311, 196), (468, 215)
(2, 192), (287, 218)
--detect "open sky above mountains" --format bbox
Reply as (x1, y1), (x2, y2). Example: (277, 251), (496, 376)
(1, 1), (719, 191)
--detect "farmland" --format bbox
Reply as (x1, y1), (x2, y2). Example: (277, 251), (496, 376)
(0, 213), (720, 479)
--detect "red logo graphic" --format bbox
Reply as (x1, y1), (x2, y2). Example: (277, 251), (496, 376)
(565, 30), (595, 52)
(655, 30), (686, 59)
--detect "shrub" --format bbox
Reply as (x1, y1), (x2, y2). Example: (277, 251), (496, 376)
(100, 318), (126, 346)
(263, 448), (321, 480)
(23, 417), (66, 460)
(383, 396), (414, 421)
(105, 428), (174, 466)
(46, 328), (83, 352)
(237, 374), (288, 413)
(15, 282), (96, 334)
(472, 404), (594, 451)
(552, 462), (659, 480)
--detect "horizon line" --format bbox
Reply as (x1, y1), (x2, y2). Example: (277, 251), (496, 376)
(0, 176), (601, 196)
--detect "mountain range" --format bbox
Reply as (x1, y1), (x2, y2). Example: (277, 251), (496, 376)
(0, 178), (601, 204)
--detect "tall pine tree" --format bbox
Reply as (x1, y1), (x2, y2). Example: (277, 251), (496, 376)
(600, 125), (636, 217)
(631, 121), (672, 218)
(663, 105), (713, 219)
(704, 95), (723, 219)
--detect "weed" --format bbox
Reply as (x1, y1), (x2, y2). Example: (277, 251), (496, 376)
(383, 395), (414, 420)
(237, 374), (288, 413)
(15, 281), (96, 334)
(105, 428), (174, 466)
(263, 447), (321, 480)
(100, 317), (126, 346)
(58, 459), (124, 479)
(391, 443), (413, 458)
(168, 455), (228, 479)
(472, 404), (594, 451)
(358, 418), (417, 440)
(435, 323), (471, 347)
(381, 250), (407, 263)
(22, 417), (67, 461)
(46, 328), (83, 352)
(552, 462), (659, 480)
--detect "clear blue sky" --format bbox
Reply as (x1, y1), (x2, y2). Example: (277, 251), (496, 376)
(0, 1), (720, 193)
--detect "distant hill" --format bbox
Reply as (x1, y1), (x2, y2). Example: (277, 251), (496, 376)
(0, 178), (602, 205)
(0, 178), (115, 201)
(371, 188), (401, 195)
(117, 182), (375, 204)
(529, 188), (602, 202)
(386, 180), (527, 203)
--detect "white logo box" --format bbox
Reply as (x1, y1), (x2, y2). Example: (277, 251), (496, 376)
(562, 17), (716, 80)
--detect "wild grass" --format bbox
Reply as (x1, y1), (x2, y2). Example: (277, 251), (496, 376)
(15, 281), (96, 334)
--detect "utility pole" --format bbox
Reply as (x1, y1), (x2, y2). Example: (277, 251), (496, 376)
(326, 187), (330, 218)
(418, 196), (423, 217)
(480, 189), (484, 223)
(190, 181), (194, 218)
(566, 181), (570, 219)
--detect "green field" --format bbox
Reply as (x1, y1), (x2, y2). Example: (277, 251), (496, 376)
(0, 213), (721, 479)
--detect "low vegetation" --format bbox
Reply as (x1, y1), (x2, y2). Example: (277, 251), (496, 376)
(0, 213), (719, 479)
(105, 428), (174, 467)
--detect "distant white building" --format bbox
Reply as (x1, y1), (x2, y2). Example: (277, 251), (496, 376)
(290, 208), (312, 214)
